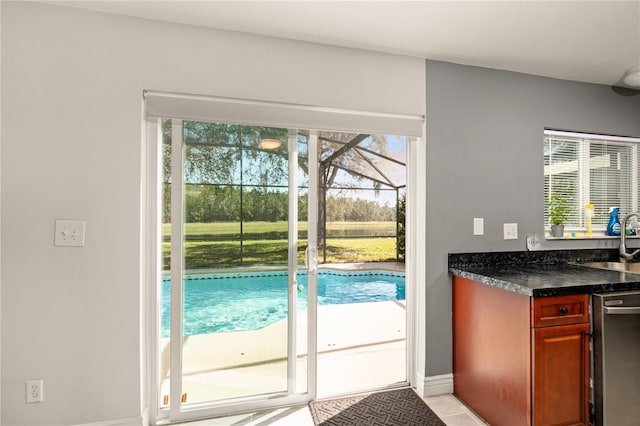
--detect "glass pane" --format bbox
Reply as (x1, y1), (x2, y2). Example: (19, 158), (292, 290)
(240, 126), (288, 186)
(295, 177), (309, 393)
(318, 131), (359, 162)
(590, 141), (634, 224)
(182, 185), (241, 268)
(357, 134), (407, 163)
(544, 136), (580, 226)
(183, 121), (243, 185)
(242, 187), (288, 265)
(159, 120), (171, 409)
(298, 132), (310, 188)
(355, 149), (406, 188)
(178, 272), (290, 405)
(180, 122), (291, 406)
(298, 132), (310, 269)
(242, 150), (288, 186)
(326, 189), (397, 236)
(315, 130), (407, 397)
(318, 132), (405, 263)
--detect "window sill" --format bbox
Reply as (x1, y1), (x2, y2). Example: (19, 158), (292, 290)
(545, 234), (638, 240)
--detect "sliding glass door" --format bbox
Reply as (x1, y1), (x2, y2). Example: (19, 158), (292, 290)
(145, 91), (422, 424)
(152, 119), (318, 422)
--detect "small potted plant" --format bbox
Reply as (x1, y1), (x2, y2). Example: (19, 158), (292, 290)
(549, 193), (570, 237)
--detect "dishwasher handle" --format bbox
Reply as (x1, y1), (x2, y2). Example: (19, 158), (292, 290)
(604, 306), (640, 315)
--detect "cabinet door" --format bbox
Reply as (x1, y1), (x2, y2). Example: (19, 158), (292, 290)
(532, 323), (590, 426)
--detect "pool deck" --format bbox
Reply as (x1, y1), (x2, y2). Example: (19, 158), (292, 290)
(159, 299), (406, 405)
(320, 261), (405, 272)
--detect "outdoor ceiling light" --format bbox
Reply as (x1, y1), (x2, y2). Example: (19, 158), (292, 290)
(623, 67), (640, 87)
(259, 138), (282, 150)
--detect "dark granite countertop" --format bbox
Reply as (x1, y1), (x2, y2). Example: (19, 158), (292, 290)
(449, 249), (640, 297)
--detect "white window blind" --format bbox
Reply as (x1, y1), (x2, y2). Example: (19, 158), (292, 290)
(544, 130), (640, 229)
(144, 91), (424, 137)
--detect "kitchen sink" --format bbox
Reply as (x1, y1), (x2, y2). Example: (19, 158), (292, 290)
(578, 261), (640, 274)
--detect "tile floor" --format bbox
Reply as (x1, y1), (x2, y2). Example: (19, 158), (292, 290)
(183, 392), (488, 425)
(423, 394), (488, 425)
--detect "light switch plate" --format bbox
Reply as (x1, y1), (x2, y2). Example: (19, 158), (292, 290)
(54, 220), (86, 247)
(504, 223), (518, 240)
(473, 218), (484, 235)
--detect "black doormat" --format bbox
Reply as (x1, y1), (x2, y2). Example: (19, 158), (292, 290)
(308, 388), (446, 426)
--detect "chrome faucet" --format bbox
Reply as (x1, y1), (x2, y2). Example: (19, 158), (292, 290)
(620, 213), (640, 262)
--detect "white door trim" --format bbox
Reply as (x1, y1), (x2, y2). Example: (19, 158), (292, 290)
(142, 121), (423, 423)
(407, 135), (427, 395)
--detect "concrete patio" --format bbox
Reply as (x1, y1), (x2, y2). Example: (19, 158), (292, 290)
(159, 299), (407, 405)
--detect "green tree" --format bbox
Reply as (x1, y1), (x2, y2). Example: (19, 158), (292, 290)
(161, 119), (406, 265)
(397, 192), (406, 261)
(162, 120), (289, 188)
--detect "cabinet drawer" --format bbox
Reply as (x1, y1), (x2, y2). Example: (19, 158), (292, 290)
(532, 294), (589, 327)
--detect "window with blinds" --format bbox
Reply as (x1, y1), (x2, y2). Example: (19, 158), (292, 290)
(544, 130), (640, 232)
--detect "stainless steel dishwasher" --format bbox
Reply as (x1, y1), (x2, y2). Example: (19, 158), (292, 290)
(593, 291), (640, 426)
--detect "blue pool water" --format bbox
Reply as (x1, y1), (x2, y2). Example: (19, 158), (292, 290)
(161, 270), (405, 337)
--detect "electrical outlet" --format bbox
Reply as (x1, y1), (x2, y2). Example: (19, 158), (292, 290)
(504, 223), (518, 240)
(26, 380), (43, 403)
(54, 220), (86, 247)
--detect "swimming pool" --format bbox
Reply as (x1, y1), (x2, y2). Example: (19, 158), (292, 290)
(161, 270), (405, 337)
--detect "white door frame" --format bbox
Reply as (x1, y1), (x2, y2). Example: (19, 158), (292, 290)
(142, 118), (423, 424)
(406, 135), (426, 394)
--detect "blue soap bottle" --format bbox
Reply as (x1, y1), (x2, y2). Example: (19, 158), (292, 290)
(607, 207), (621, 236)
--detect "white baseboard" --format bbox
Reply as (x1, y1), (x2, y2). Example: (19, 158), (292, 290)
(74, 416), (144, 426)
(415, 373), (453, 397)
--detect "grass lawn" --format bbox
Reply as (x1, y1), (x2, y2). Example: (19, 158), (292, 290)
(162, 221), (399, 269)
(322, 238), (397, 263)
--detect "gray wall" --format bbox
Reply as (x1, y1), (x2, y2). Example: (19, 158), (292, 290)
(424, 60), (640, 375)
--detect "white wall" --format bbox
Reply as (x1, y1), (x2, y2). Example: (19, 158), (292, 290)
(0, 2), (425, 424)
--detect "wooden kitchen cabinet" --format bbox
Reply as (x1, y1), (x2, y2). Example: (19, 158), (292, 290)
(532, 296), (590, 426)
(532, 323), (590, 425)
(453, 276), (590, 426)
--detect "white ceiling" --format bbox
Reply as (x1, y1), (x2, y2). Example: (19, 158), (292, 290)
(48, 0), (640, 87)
